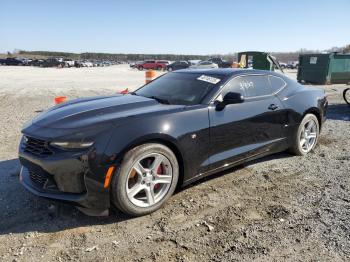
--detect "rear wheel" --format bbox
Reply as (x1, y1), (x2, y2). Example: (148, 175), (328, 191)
(157, 66), (163, 71)
(289, 114), (319, 156)
(138, 66), (143, 70)
(111, 143), (179, 216)
(167, 67), (173, 72)
(343, 88), (350, 105)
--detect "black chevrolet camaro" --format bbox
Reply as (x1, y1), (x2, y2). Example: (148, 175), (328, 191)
(19, 69), (328, 216)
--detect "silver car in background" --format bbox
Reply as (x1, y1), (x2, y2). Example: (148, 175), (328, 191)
(189, 60), (219, 69)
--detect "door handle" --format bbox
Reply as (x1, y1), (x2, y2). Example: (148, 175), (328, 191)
(268, 104), (279, 110)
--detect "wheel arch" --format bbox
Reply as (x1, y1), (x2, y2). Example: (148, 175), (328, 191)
(304, 107), (322, 129)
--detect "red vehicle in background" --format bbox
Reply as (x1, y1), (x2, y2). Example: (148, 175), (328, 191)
(136, 60), (169, 70)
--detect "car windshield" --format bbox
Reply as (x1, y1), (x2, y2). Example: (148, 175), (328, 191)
(135, 72), (223, 105)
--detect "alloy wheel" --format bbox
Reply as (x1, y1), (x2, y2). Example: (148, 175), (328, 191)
(299, 119), (317, 153)
(126, 153), (173, 207)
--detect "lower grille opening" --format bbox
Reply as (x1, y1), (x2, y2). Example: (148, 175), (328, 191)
(29, 171), (58, 191)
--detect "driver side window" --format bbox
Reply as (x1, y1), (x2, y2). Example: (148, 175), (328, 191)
(220, 77), (246, 99)
(219, 75), (273, 101)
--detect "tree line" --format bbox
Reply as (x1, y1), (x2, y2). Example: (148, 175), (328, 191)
(16, 50), (301, 62)
(18, 50), (210, 61)
(15, 45), (350, 62)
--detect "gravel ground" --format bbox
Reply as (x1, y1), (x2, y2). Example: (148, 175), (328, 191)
(0, 65), (349, 261)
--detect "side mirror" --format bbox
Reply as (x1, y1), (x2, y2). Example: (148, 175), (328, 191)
(216, 92), (244, 111)
(223, 92), (244, 104)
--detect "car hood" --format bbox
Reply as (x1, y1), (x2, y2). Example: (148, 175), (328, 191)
(29, 94), (184, 129)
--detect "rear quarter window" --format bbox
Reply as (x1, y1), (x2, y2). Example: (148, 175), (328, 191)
(268, 75), (286, 93)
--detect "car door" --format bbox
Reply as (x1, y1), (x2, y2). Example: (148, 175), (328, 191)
(144, 60), (154, 69)
(173, 62), (181, 70)
(208, 74), (285, 171)
(179, 62), (188, 69)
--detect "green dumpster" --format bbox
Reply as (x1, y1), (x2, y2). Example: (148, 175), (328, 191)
(297, 53), (350, 84)
(237, 51), (283, 73)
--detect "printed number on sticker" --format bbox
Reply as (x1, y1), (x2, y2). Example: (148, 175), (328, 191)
(197, 75), (221, 84)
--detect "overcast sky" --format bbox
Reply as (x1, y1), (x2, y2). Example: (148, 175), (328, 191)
(0, 0), (349, 54)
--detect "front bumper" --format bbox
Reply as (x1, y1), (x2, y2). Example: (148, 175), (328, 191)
(20, 166), (86, 203)
(19, 148), (111, 216)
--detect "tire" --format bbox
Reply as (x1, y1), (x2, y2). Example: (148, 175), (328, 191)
(111, 143), (179, 216)
(157, 66), (162, 71)
(168, 67), (173, 72)
(343, 88), (350, 105)
(289, 114), (319, 156)
(138, 66), (143, 70)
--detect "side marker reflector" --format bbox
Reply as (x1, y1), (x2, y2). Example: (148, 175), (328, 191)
(104, 166), (115, 188)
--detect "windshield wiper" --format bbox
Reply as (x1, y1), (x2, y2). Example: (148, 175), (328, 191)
(147, 96), (170, 104)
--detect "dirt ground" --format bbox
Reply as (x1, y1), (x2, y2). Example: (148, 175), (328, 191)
(0, 65), (349, 262)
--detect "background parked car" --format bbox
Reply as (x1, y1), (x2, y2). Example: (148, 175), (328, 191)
(64, 59), (75, 67)
(279, 62), (287, 69)
(28, 59), (44, 67)
(1, 58), (24, 66)
(188, 60), (201, 65)
(166, 61), (190, 71)
(136, 60), (168, 70)
(157, 60), (170, 65)
(287, 61), (299, 69)
(130, 61), (143, 68)
(92, 60), (103, 67)
(102, 61), (112, 67)
(208, 57), (231, 68)
(41, 58), (64, 68)
(81, 60), (93, 67)
(189, 60), (219, 69)
(22, 58), (33, 66)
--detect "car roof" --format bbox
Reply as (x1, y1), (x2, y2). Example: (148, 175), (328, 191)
(175, 68), (284, 77)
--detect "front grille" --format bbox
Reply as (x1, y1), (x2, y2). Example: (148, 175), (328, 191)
(23, 136), (54, 156)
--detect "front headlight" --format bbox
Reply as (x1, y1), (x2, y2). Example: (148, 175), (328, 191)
(50, 141), (94, 149)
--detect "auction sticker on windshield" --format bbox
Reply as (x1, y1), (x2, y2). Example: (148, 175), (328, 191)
(197, 75), (221, 84)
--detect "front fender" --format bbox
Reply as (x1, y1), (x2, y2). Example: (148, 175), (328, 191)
(103, 106), (210, 184)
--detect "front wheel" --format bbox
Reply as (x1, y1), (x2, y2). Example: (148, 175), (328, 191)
(289, 114), (319, 156)
(111, 143), (179, 216)
(343, 88), (350, 105)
